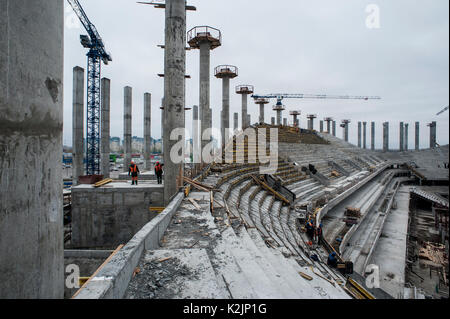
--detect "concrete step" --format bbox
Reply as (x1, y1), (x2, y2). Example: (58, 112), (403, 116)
(221, 228), (286, 298)
(125, 249), (228, 299)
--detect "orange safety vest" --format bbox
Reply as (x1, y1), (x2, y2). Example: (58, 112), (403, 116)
(155, 165), (162, 173)
(130, 165), (138, 173)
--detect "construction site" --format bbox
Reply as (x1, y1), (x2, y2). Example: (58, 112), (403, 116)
(0, 0), (449, 302)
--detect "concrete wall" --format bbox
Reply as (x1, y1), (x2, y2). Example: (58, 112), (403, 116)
(0, 0), (64, 298)
(71, 184), (164, 249)
(74, 193), (184, 299)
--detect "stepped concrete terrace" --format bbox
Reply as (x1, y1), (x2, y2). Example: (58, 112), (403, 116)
(72, 126), (448, 299)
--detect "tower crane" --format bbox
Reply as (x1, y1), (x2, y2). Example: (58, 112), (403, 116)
(252, 93), (381, 106)
(68, 0), (112, 175)
(436, 106), (449, 116)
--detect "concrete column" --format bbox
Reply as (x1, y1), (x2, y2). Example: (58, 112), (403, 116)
(276, 111), (282, 126)
(233, 113), (238, 132)
(308, 118), (314, 130)
(144, 93), (152, 170)
(241, 93), (248, 129)
(371, 122), (375, 150)
(283, 118), (287, 126)
(344, 124), (349, 142)
(358, 122), (362, 148)
(320, 121), (324, 132)
(123, 86), (132, 172)
(404, 123), (409, 151)
(399, 122), (404, 151)
(332, 121), (336, 136)
(101, 78), (111, 178)
(0, 0), (64, 298)
(247, 114), (251, 127)
(192, 105), (200, 164)
(326, 121), (331, 133)
(271, 117), (275, 125)
(163, 0), (186, 204)
(429, 121), (437, 149)
(208, 108), (212, 142)
(221, 77), (230, 147)
(383, 122), (389, 152)
(73, 67), (85, 185)
(363, 122), (367, 149)
(259, 104), (265, 124)
(199, 41), (211, 158)
(415, 122), (420, 150)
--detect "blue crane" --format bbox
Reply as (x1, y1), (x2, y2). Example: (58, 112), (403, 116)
(68, 0), (112, 175)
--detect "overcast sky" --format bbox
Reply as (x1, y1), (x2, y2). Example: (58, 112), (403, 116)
(63, 0), (449, 150)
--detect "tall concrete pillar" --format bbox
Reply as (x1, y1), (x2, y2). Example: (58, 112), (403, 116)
(188, 26), (221, 163)
(277, 110), (282, 125)
(255, 98), (269, 124)
(283, 118), (287, 126)
(404, 123), (409, 151)
(199, 42), (210, 155)
(320, 121), (324, 133)
(216, 66), (238, 148)
(271, 117), (275, 125)
(415, 122), (420, 150)
(307, 115), (317, 131)
(0, 0), (64, 298)
(273, 100), (285, 126)
(73, 67), (85, 185)
(234, 113), (238, 132)
(123, 86), (132, 172)
(399, 122), (404, 151)
(163, 0), (186, 204)
(236, 85), (253, 129)
(429, 121), (437, 149)
(363, 122), (367, 149)
(247, 114), (251, 127)
(371, 122), (375, 150)
(326, 120), (331, 133)
(144, 93), (152, 170)
(383, 122), (389, 152)
(332, 121), (336, 136)
(358, 122), (362, 148)
(192, 105), (201, 164)
(222, 77), (230, 146)
(341, 120), (351, 142)
(101, 78), (111, 178)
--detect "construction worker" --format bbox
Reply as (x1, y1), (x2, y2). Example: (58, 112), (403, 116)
(316, 223), (323, 245)
(155, 162), (164, 185)
(327, 252), (338, 268)
(306, 219), (315, 240)
(128, 161), (140, 185)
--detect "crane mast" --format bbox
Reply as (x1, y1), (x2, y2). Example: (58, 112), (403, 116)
(68, 0), (112, 175)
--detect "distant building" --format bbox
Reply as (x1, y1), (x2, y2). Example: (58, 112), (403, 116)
(110, 137), (121, 153)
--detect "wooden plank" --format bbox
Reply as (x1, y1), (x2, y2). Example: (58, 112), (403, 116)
(72, 244), (124, 299)
(299, 272), (313, 281)
(93, 178), (113, 188)
(188, 198), (202, 210)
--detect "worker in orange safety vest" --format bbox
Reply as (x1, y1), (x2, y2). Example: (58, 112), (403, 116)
(128, 161), (140, 185)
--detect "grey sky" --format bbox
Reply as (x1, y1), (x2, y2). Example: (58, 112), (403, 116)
(63, 0), (449, 150)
